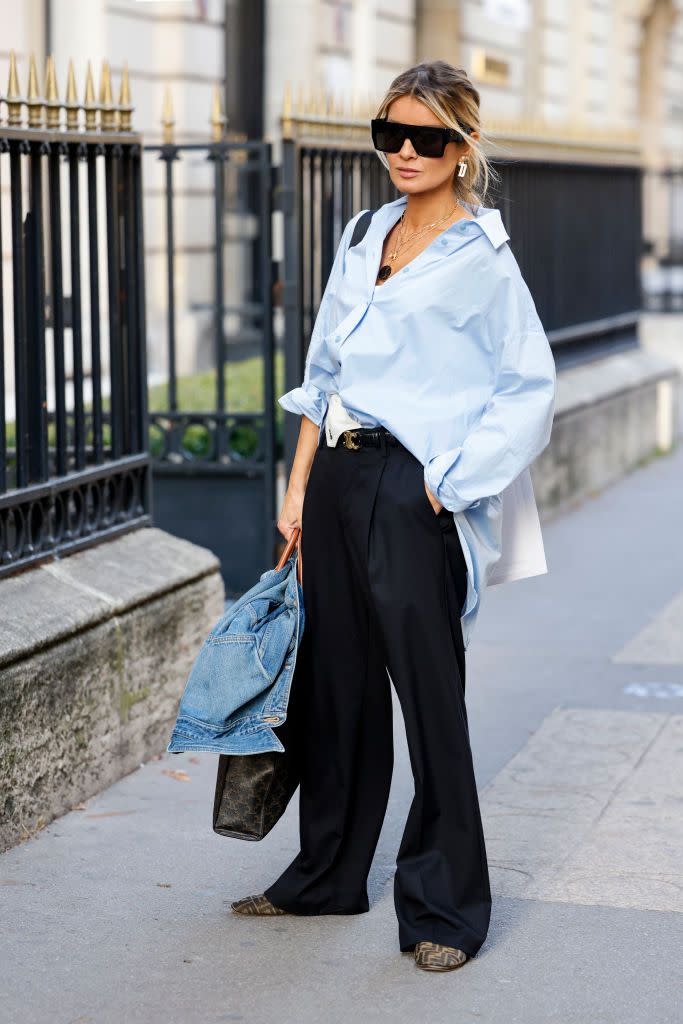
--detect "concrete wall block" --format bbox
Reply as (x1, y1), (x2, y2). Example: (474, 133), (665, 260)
(534, 372), (675, 516)
(0, 529), (225, 853)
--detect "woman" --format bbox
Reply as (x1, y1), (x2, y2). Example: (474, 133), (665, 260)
(231, 60), (556, 973)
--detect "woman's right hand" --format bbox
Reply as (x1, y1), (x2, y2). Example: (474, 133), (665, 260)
(277, 483), (305, 541)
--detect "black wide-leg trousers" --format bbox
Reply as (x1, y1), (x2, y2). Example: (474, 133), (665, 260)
(264, 427), (491, 956)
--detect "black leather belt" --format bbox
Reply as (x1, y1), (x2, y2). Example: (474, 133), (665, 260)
(330, 426), (401, 450)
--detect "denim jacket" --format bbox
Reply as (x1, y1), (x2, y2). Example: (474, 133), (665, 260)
(167, 547), (304, 755)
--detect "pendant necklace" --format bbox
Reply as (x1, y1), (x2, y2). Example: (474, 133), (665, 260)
(377, 202), (460, 282)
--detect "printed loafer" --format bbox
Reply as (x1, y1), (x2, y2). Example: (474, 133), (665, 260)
(230, 893), (288, 916)
(414, 941), (468, 971)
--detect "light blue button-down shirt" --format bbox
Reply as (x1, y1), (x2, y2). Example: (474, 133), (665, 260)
(278, 194), (557, 649)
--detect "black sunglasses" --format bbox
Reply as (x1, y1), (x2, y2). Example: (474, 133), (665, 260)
(371, 117), (473, 159)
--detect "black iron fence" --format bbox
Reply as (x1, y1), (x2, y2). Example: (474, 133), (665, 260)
(491, 159), (642, 366)
(0, 55), (150, 577)
(143, 111), (276, 594)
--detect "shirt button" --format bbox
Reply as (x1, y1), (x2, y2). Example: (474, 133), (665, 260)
(459, 222), (467, 231)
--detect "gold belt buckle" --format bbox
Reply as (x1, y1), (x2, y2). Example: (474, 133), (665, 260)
(341, 429), (362, 450)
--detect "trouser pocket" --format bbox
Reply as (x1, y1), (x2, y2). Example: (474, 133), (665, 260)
(418, 461), (456, 532)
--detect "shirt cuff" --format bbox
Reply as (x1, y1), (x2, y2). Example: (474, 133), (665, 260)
(278, 384), (328, 426)
(424, 449), (481, 513)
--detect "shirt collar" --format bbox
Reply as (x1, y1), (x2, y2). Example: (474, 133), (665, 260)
(384, 194), (509, 250)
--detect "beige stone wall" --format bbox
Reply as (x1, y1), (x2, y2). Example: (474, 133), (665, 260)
(412, 0), (681, 163)
(532, 348), (680, 516)
(0, 0), (226, 140)
(264, 0), (682, 164)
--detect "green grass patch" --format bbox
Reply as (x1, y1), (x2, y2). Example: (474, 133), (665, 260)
(4, 350), (289, 461)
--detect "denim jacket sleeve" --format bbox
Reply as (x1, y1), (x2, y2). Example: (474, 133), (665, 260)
(424, 254), (557, 514)
(278, 211), (365, 426)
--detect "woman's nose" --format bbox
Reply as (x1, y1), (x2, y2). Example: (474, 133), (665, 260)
(399, 140), (418, 159)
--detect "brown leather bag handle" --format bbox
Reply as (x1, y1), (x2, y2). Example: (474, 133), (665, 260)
(275, 526), (303, 587)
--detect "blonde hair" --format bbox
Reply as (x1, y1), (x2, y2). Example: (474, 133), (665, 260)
(373, 60), (500, 207)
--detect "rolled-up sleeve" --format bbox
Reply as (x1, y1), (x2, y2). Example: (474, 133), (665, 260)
(278, 211), (364, 426)
(424, 261), (557, 513)
(278, 381), (329, 425)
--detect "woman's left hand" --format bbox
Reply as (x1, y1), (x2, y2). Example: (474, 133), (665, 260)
(424, 482), (443, 515)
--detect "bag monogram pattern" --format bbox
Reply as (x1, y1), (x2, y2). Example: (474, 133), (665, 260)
(213, 746), (299, 841)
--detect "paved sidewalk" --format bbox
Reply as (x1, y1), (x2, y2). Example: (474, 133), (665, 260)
(2, 445), (682, 1024)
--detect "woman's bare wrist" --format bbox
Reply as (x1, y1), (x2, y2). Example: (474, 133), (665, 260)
(285, 414), (320, 496)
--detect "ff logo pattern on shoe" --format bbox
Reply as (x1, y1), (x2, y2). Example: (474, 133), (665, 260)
(414, 941), (468, 971)
(230, 893), (288, 915)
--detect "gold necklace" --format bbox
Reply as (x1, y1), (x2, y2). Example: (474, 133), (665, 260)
(378, 203), (460, 282)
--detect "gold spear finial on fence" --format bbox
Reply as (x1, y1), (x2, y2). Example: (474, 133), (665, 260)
(65, 59), (79, 130)
(118, 60), (133, 131)
(84, 61), (97, 130)
(303, 84), (313, 118)
(292, 82), (305, 137)
(351, 91), (362, 121)
(44, 55), (61, 129)
(161, 86), (175, 143)
(210, 83), (227, 141)
(99, 59), (116, 130)
(281, 80), (293, 139)
(6, 50), (22, 126)
(316, 86), (327, 139)
(278, 78), (381, 144)
(333, 92), (344, 122)
(26, 54), (44, 128)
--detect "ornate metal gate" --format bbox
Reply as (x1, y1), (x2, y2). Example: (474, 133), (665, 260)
(144, 124), (276, 597)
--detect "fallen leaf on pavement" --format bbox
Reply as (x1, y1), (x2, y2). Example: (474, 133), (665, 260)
(162, 769), (191, 782)
(85, 810), (137, 819)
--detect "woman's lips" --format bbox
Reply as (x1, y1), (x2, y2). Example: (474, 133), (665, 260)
(397, 168), (420, 177)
